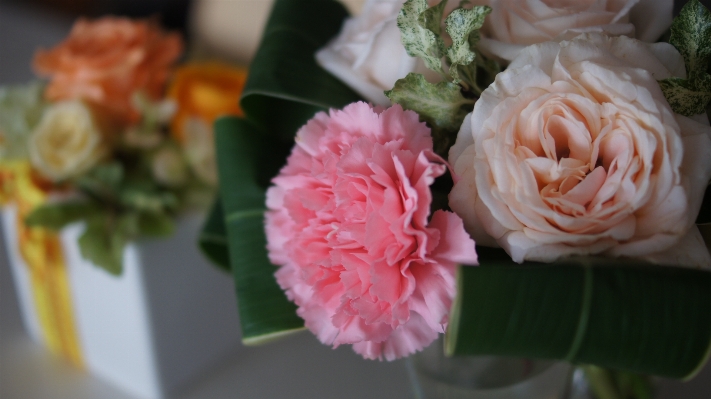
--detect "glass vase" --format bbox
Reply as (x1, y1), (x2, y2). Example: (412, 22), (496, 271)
(408, 337), (572, 399)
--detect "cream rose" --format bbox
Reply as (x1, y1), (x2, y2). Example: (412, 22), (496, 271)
(152, 145), (189, 187)
(316, 0), (448, 105)
(182, 117), (217, 186)
(474, 0), (673, 63)
(449, 33), (711, 268)
(29, 101), (108, 182)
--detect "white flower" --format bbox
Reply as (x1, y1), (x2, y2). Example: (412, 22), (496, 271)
(152, 145), (189, 187)
(182, 117), (217, 186)
(473, 0), (674, 63)
(29, 101), (108, 182)
(316, 0), (447, 105)
(449, 33), (711, 268)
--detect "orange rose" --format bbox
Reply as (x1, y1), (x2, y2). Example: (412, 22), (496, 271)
(167, 62), (248, 186)
(167, 61), (247, 142)
(33, 17), (183, 126)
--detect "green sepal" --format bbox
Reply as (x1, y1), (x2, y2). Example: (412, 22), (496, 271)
(397, 0), (447, 75)
(385, 73), (475, 155)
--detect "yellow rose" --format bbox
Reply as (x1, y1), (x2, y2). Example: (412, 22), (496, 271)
(28, 101), (108, 182)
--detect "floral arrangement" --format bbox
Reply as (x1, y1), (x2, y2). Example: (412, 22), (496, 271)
(0, 17), (247, 274)
(202, 0), (711, 394)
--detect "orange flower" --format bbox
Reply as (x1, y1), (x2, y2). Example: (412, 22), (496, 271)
(167, 61), (247, 143)
(33, 17), (183, 126)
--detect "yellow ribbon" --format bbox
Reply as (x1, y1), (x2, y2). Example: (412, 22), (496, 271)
(1, 161), (83, 368)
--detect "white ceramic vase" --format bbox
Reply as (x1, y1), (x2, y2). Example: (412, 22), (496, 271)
(2, 206), (241, 399)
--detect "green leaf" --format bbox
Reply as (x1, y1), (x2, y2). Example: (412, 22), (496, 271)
(138, 212), (175, 237)
(78, 213), (127, 275)
(239, 0), (362, 140)
(669, 0), (711, 78)
(76, 162), (124, 200)
(199, 0), (364, 341)
(198, 199), (231, 271)
(445, 6), (491, 85)
(659, 75), (711, 116)
(660, 0), (711, 116)
(696, 185), (711, 225)
(446, 256), (711, 379)
(25, 201), (99, 230)
(397, 0), (446, 75)
(385, 73), (475, 154)
(119, 187), (178, 214)
(215, 117), (304, 344)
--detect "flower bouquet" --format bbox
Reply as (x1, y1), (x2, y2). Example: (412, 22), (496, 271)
(0, 17), (249, 399)
(201, 0), (711, 397)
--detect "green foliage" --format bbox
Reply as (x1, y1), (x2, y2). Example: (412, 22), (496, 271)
(696, 184), (711, 224)
(580, 365), (653, 399)
(138, 212), (175, 237)
(446, 255), (711, 379)
(199, 0), (363, 343)
(214, 117), (304, 343)
(390, 1), (495, 155)
(0, 81), (47, 160)
(398, 0), (447, 75)
(445, 6), (491, 89)
(25, 201), (100, 230)
(659, 75), (711, 117)
(36, 158), (182, 274)
(198, 200), (230, 271)
(385, 73), (474, 155)
(659, 0), (711, 116)
(238, 0), (362, 139)
(78, 213), (130, 275)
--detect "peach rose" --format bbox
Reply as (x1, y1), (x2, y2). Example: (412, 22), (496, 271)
(33, 17), (183, 126)
(449, 33), (711, 268)
(474, 0), (673, 62)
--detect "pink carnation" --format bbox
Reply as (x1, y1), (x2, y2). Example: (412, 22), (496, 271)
(265, 102), (478, 360)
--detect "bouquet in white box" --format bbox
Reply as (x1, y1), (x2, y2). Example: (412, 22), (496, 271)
(0, 16), (247, 399)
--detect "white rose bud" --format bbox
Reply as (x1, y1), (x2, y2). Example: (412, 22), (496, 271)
(152, 145), (189, 188)
(316, 0), (449, 105)
(29, 101), (108, 182)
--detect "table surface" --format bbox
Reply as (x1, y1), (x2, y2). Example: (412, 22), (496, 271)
(1, 2), (711, 398)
